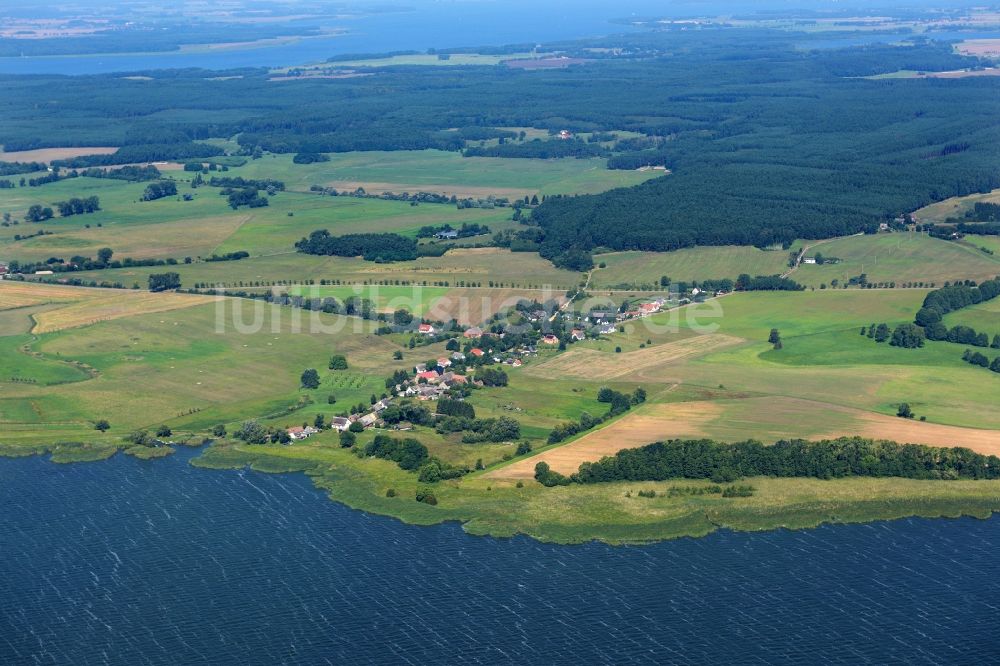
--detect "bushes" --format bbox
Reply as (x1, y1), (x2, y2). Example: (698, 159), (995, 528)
(436, 398), (475, 420)
(534, 462), (571, 487)
(364, 434), (429, 471)
(148, 272), (180, 292)
(141, 181), (177, 201)
(890, 324), (925, 349)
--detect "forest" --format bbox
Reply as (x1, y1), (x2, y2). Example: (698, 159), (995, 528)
(534, 436), (1000, 486)
(0, 32), (997, 264)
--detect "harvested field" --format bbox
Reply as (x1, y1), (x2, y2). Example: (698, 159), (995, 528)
(0, 146), (117, 163)
(32, 291), (218, 333)
(819, 412), (1000, 455)
(486, 404), (722, 479)
(0, 282), (90, 310)
(956, 39), (1000, 57)
(525, 334), (744, 381)
(488, 395), (1000, 479)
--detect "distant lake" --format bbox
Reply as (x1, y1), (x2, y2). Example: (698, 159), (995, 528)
(2, 447), (1000, 664)
(0, 1), (661, 76)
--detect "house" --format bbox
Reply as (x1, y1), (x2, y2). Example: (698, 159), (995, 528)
(435, 230), (459, 240)
(589, 311), (613, 323)
(450, 351), (466, 361)
(879, 222), (890, 232)
(639, 302), (660, 315)
(558, 129), (573, 140)
(414, 363), (427, 373)
(512, 359), (523, 368)
(802, 257), (817, 265)
(34, 270), (54, 276)
(449, 374), (468, 384)
(359, 413), (379, 428)
(372, 399), (391, 413)
(416, 370), (439, 382)
(437, 357), (452, 369)
(542, 334), (559, 345)
(470, 348), (485, 358)
(329, 417), (351, 432)
(287, 425), (320, 440)
(418, 323), (435, 335)
(570, 328), (586, 341)
(0, 263), (8, 277)
(599, 323), (617, 335)
(464, 326), (483, 338)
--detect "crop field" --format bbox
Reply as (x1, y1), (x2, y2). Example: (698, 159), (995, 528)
(792, 232), (1000, 287)
(229, 151), (660, 198)
(592, 246), (794, 287)
(526, 333), (743, 380)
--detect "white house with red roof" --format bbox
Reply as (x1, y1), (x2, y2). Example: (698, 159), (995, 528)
(418, 323), (435, 335)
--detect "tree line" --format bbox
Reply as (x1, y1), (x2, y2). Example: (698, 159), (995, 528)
(535, 436), (1000, 486)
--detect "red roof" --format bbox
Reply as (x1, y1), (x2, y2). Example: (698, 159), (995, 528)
(418, 324), (434, 332)
(470, 348), (485, 357)
(417, 371), (438, 380)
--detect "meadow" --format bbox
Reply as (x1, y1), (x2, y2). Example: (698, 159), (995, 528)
(228, 150), (660, 198)
(792, 232), (1000, 287)
(591, 246), (795, 287)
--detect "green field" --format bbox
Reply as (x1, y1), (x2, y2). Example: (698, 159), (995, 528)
(793, 232), (1000, 287)
(943, 296), (1000, 336)
(0, 176), (513, 264)
(592, 245), (795, 288)
(2, 279), (1000, 543)
(227, 150), (661, 198)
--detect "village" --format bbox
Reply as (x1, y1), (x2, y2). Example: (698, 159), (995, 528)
(281, 293), (685, 442)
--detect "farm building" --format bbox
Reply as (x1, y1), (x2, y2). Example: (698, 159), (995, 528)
(418, 323), (436, 335)
(435, 230), (459, 239)
(329, 417), (351, 432)
(287, 425), (319, 440)
(464, 326), (483, 338)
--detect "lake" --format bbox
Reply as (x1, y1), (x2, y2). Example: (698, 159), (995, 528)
(0, 1), (659, 76)
(2, 446), (999, 664)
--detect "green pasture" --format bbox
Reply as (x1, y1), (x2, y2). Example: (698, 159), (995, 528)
(592, 246), (795, 287)
(227, 150), (660, 197)
(943, 296), (1000, 335)
(793, 232), (1000, 287)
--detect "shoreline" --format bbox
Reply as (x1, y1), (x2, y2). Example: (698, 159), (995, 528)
(5, 440), (1000, 545)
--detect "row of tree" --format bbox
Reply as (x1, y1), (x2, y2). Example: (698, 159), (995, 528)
(535, 436), (1000, 486)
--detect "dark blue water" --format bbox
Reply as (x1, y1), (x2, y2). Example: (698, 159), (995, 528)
(2, 447), (1000, 665)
